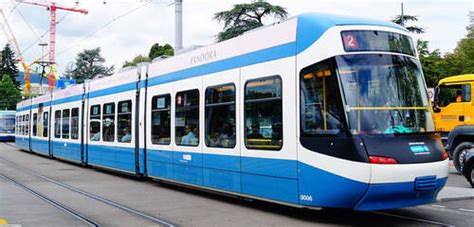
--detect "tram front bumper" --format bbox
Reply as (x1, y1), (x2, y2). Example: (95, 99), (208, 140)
(353, 177), (447, 211)
(353, 160), (449, 211)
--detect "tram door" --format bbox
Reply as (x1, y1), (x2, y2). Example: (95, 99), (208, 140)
(240, 57), (299, 204)
(172, 76), (203, 185)
(202, 68), (241, 193)
(145, 81), (174, 179)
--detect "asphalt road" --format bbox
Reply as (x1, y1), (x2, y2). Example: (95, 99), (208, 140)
(0, 143), (473, 226)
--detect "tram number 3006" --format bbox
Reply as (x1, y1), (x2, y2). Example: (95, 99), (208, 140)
(299, 194), (313, 202)
(182, 154), (192, 161)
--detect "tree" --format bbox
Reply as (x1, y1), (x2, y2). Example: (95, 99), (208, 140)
(414, 25), (474, 87)
(214, 0), (288, 42)
(65, 47), (114, 83)
(0, 44), (20, 88)
(0, 75), (21, 110)
(391, 15), (424, 34)
(148, 43), (174, 60)
(417, 40), (445, 87)
(122, 43), (174, 68)
(447, 25), (474, 75)
(123, 55), (150, 68)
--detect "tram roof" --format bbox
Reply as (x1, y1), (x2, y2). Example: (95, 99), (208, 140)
(147, 12), (405, 80)
(16, 13), (406, 111)
(0, 110), (16, 115)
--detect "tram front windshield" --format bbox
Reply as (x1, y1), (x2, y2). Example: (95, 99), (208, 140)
(336, 54), (433, 135)
(0, 115), (15, 133)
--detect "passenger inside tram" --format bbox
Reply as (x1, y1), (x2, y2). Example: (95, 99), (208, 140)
(181, 125), (198, 145)
(271, 122), (282, 145)
(91, 131), (100, 141)
(213, 124), (235, 147)
(247, 123), (264, 139)
(120, 126), (132, 143)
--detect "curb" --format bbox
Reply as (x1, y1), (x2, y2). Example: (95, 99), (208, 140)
(437, 196), (474, 202)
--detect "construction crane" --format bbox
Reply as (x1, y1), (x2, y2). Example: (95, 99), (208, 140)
(16, 0), (88, 91)
(0, 8), (48, 95)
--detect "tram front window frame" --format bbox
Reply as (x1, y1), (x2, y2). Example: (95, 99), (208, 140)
(336, 54), (433, 136)
(300, 54), (434, 139)
(0, 114), (15, 134)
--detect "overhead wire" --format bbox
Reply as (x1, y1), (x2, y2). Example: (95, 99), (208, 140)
(9, 0), (72, 57)
(56, 1), (153, 57)
(8, 0), (158, 70)
(21, 12), (71, 55)
(15, 5), (43, 44)
(5, 1), (21, 21)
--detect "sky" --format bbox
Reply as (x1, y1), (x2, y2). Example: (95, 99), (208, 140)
(0, 0), (472, 76)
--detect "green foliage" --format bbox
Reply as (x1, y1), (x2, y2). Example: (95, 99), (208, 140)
(391, 15), (424, 34)
(214, 0), (288, 42)
(390, 14), (473, 87)
(448, 25), (474, 75)
(65, 47), (114, 83)
(0, 75), (21, 110)
(122, 43), (174, 68)
(148, 43), (174, 60)
(0, 44), (20, 88)
(417, 40), (445, 87)
(418, 25), (474, 87)
(123, 55), (151, 68)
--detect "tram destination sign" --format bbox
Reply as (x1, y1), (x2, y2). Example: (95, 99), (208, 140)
(341, 30), (415, 56)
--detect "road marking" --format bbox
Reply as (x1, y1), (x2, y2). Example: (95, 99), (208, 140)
(371, 211), (454, 226)
(459, 208), (474, 213)
(431, 205), (446, 208)
(420, 205), (470, 216)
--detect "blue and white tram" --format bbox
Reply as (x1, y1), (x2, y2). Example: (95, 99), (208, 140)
(15, 100), (30, 148)
(30, 95), (52, 156)
(15, 13), (448, 211)
(0, 111), (16, 142)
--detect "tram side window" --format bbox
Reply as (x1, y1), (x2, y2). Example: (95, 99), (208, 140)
(300, 60), (344, 136)
(21, 116), (24, 135)
(22, 115), (25, 135)
(62, 109), (70, 139)
(205, 84), (236, 148)
(15, 116), (18, 135)
(16, 116), (19, 135)
(71, 108), (79, 140)
(54, 111), (61, 138)
(151, 95), (171, 145)
(24, 115), (28, 136)
(43, 112), (49, 138)
(32, 113), (38, 136)
(90, 105), (101, 141)
(17, 116), (20, 135)
(24, 115), (27, 136)
(244, 76), (283, 150)
(103, 103), (115, 142)
(38, 106), (44, 137)
(117, 100), (132, 143)
(18, 116), (21, 135)
(175, 89), (199, 146)
(26, 114), (29, 135)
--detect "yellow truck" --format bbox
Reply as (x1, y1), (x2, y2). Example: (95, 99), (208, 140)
(432, 74), (474, 173)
